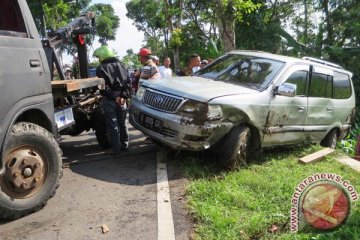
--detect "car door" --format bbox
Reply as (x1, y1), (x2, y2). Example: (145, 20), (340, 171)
(0, 1), (48, 124)
(263, 64), (309, 147)
(306, 66), (334, 141)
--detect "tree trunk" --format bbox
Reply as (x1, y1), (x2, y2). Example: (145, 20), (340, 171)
(219, 19), (236, 53)
(322, 0), (333, 46)
(163, 0), (181, 69)
(304, 0), (308, 47)
(216, 0), (236, 53)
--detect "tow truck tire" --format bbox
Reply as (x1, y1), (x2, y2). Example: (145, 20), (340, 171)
(220, 125), (251, 170)
(0, 122), (62, 219)
(93, 103), (111, 149)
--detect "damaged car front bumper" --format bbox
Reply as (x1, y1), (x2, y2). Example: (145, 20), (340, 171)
(129, 97), (233, 151)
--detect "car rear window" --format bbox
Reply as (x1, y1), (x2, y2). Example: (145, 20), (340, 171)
(194, 54), (285, 90)
(333, 72), (352, 99)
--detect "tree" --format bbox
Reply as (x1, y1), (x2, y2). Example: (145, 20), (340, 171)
(88, 4), (120, 44)
(28, 0), (119, 46)
(28, 0), (91, 38)
(215, 0), (261, 52)
(121, 48), (142, 68)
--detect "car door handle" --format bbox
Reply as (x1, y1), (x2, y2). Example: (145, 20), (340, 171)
(298, 107), (305, 112)
(327, 107), (333, 112)
(30, 60), (41, 68)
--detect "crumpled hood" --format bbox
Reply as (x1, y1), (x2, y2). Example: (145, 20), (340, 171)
(140, 76), (257, 102)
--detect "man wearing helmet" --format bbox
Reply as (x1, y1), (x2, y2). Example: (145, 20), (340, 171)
(93, 46), (131, 154)
(133, 48), (160, 92)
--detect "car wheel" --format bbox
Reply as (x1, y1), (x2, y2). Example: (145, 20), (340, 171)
(0, 122), (62, 219)
(321, 129), (338, 149)
(93, 103), (111, 149)
(220, 125), (251, 170)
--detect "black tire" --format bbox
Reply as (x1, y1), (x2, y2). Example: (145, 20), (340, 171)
(219, 125), (251, 170)
(60, 123), (84, 136)
(93, 103), (111, 149)
(0, 122), (62, 219)
(321, 129), (338, 149)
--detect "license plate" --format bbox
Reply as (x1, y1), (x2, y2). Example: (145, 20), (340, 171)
(139, 113), (163, 132)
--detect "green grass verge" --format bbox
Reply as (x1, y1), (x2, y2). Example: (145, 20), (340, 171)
(183, 144), (360, 240)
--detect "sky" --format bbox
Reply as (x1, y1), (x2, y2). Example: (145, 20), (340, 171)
(64, 0), (144, 63)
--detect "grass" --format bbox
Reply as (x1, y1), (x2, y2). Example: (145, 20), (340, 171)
(182, 144), (360, 240)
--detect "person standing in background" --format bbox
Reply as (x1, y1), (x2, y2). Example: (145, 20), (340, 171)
(151, 55), (160, 66)
(182, 54), (201, 76)
(137, 48), (160, 80)
(158, 57), (172, 78)
(133, 48), (160, 92)
(200, 60), (208, 69)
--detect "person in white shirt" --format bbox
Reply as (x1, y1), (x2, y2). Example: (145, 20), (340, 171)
(158, 57), (173, 78)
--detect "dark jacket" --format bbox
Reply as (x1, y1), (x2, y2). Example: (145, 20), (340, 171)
(96, 57), (131, 99)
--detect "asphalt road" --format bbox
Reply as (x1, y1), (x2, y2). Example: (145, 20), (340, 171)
(0, 125), (192, 240)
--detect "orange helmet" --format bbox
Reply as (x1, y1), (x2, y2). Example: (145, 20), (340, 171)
(138, 48), (152, 56)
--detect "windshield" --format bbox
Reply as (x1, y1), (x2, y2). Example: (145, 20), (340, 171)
(194, 54), (285, 90)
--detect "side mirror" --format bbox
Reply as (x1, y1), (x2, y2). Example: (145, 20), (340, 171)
(275, 83), (296, 97)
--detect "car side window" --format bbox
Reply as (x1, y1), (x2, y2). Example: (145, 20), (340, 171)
(309, 72), (332, 98)
(285, 71), (308, 96)
(333, 72), (352, 99)
(0, 0), (27, 37)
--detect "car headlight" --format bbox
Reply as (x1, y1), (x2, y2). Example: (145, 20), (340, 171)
(207, 105), (223, 120)
(136, 87), (146, 101)
(179, 100), (222, 120)
(179, 100), (208, 113)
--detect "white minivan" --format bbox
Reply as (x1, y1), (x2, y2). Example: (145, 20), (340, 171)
(129, 51), (355, 169)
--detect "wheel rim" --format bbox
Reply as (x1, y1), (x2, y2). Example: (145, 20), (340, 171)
(0, 146), (48, 199)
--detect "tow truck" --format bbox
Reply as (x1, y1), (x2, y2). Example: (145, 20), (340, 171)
(0, 0), (109, 219)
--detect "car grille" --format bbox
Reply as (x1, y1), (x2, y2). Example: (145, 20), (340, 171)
(143, 89), (183, 112)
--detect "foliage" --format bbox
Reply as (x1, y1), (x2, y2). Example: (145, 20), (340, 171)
(121, 48), (142, 69)
(169, 28), (183, 49)
(42, 0), (70, 31)
(88, 4), (120, 43)
(126, 0), (166, 37)
(338, 118), (360, 156)
(28, 0), (120, 52)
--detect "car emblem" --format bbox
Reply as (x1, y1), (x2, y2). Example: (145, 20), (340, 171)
(154, 95), (164, 104)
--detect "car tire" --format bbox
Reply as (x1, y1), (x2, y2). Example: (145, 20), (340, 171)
(321, 129), (338, 149)
(0, 122), (62, 219)
(93, 103), (111, 149)
(219, 125), (251, 170)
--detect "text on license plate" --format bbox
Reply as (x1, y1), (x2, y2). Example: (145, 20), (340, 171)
(139, 113), (163, 131)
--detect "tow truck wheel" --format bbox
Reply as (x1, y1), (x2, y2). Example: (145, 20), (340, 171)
(93, 103), (111, 149)
(0, 122), (62, 219)
(220, 125), (251, 170)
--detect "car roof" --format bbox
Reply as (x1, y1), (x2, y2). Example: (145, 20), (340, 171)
(229, 50), (353, 76)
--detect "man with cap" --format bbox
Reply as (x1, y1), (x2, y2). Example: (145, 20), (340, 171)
(93, 46), (131, 154)
(133, 47), (160, 92)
